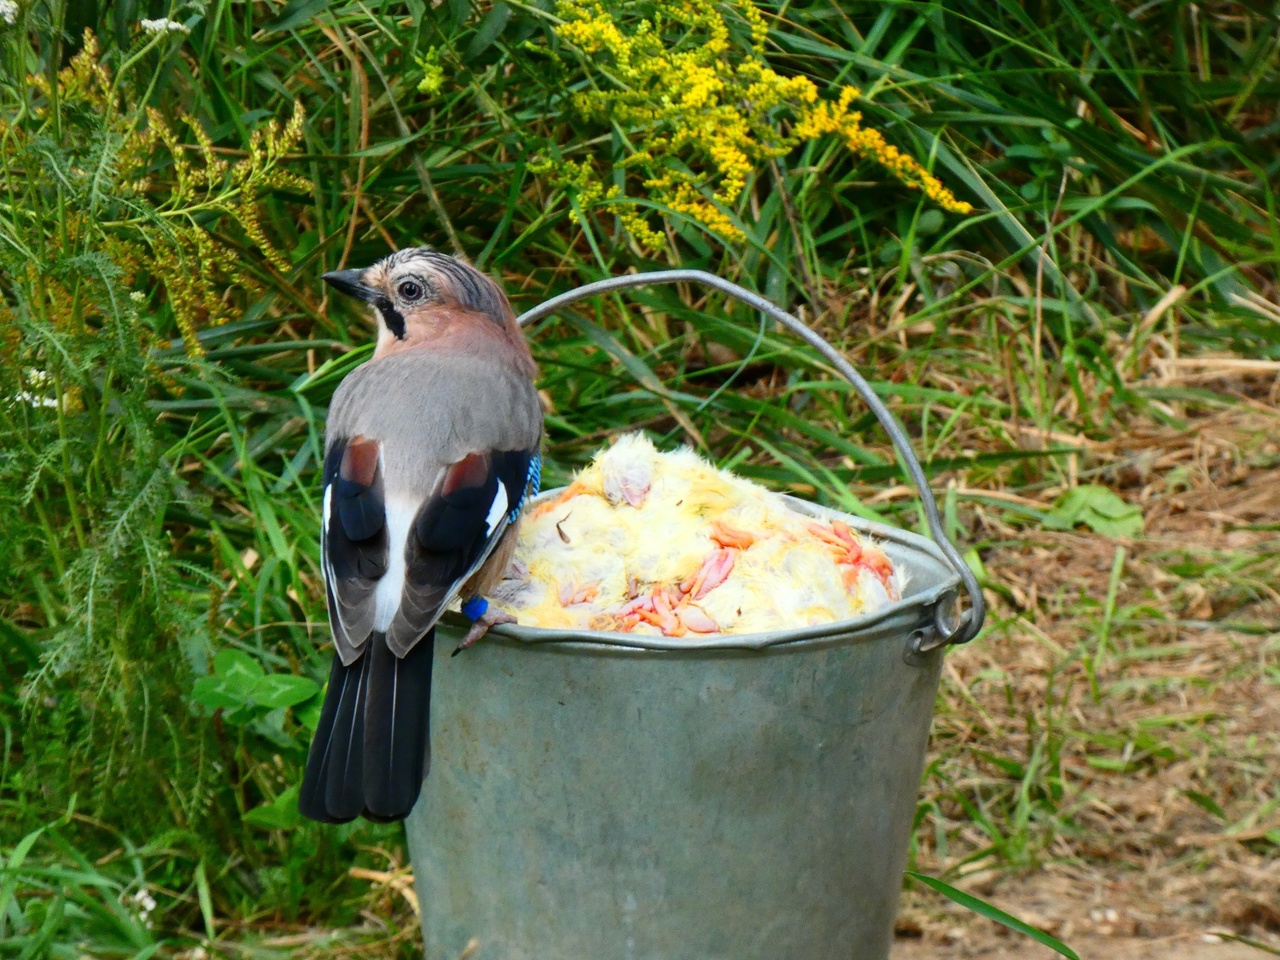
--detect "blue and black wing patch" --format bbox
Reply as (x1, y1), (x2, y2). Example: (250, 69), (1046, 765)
(512, 451), (541, 520)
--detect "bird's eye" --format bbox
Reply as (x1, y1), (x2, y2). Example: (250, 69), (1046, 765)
(397, 280), (423, 301)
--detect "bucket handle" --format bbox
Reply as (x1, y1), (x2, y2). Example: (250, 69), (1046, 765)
(515, 269), (984, 647)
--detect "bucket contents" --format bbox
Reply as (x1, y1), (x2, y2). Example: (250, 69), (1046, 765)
(489, 434), (902, 636)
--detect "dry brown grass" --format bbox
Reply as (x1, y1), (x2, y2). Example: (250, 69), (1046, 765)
(899, 393), (1280, 957)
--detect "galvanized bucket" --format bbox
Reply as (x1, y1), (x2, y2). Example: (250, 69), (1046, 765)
(404, 271), (985, 960)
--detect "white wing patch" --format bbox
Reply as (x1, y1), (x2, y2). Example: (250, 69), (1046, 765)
(321, 485), (335, 593)
(485, 483), (509, 536)
(373, 493), (419, 633)
(337, 463), (513, 638)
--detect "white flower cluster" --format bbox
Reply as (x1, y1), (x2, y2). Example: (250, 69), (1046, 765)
(124, 887), (158, 928)
(0, 2), (19, 26)
(9, 369), (58, 410)
(140, 17), (189, 35)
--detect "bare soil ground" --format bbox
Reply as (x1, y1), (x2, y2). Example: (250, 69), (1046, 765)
(892, 864), (1279, 958)
(894, 932), (1269, 960)
(895, 399), (1280, 958)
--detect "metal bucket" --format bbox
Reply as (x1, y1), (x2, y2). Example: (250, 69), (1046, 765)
(404, 271), (985, 960)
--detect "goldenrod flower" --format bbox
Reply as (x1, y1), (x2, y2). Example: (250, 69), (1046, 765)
(416, 48), (445, 96)
(544, 0), (971, 249)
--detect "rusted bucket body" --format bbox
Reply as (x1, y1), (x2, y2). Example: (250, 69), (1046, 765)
(405, 498), (959, 960)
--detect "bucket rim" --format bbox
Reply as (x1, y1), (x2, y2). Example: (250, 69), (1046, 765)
(477, 489), (963, 653)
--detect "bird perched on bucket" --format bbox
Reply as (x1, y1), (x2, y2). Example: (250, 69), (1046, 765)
(300, 248), (543, 824)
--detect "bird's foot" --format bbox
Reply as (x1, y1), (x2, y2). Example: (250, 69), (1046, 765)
(453, 599), (517, 655)
(680, 548), (737, 601)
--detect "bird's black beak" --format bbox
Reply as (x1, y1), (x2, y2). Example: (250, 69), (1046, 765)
(322, 269), (378, 302)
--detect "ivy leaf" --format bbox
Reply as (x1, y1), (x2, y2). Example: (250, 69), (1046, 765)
(1046, 485), (1143, 538)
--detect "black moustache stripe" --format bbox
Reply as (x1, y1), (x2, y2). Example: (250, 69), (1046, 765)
(375, 297), (406, 339)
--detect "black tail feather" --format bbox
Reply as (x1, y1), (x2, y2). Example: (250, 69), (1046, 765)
(363, 628), (434, 820)
(298, 654), (346, 822)
(325, 647), (369, 821)
(299, 648), (367, 822)
(299, 631), (434, 824)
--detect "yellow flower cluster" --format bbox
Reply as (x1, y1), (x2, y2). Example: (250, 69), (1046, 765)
(532, 156), (669, 248)
(416, 47), (445, 96)
(792, 86), (972, 215)
(546, 0), (971, 249)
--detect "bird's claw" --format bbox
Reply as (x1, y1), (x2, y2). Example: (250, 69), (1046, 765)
(452, 608), (518, 656)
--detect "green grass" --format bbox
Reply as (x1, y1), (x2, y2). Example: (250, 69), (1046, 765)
(2, 0), (1277, 955)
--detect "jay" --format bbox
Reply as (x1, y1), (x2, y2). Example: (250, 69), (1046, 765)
(300, 248), (542, 823)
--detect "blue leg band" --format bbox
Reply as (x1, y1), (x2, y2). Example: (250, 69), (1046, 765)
(461, 596), (489, 622)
